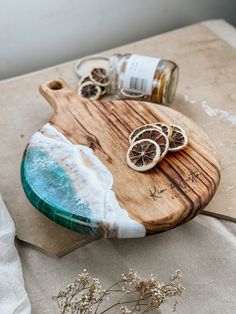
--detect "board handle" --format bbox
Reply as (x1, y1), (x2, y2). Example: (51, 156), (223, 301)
(39, 79), (78, 112)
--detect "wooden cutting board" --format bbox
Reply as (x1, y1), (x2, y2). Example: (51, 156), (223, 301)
(21, 79), (220, 238)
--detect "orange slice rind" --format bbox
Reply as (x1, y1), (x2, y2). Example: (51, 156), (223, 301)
(78, 82), (102, 100)
(78, 76), (92, 86)
(120, 89), (145, 99)
(129, 124), (162, 144)
(127, 139), (161, 172)
(90, 67), (110, 87)
(132, 128), (169, 160)
(169, 125), (188, 152)
(152, 122), (172, 139)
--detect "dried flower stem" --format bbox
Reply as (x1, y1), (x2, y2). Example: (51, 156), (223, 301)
(53, 269), (185, 313)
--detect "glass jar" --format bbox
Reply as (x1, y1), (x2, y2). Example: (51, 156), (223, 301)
(107, 53), (179, 105)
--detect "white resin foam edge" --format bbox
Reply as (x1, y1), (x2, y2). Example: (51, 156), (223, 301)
(28, 123), (146, 238)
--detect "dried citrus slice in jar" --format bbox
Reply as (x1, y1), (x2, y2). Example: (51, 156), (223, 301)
(169, 125), (188, 152)
(133, 128), (169, 160)
(152, 122), (172, 139)
(90, 68), (110, 87)
(127, 139), (161, 172)
(129, 125), (162, 144)
(120, 89), (145, 99)
(78, 82), (102, 100)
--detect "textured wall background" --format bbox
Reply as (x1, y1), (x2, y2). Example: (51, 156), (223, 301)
(0, 0), (235, 80)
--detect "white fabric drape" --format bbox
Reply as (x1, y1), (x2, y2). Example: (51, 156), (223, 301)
(0, 195), (31, 314)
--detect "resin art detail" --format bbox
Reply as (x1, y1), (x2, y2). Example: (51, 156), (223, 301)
(21, 123), (146, 238)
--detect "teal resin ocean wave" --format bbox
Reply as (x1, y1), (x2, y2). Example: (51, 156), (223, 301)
(21, 123), (146, 238)
(21, 146), (101, 236)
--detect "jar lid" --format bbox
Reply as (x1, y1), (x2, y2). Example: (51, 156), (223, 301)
(75, 56), (109, 79)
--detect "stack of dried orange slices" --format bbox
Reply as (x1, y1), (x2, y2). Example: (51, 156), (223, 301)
(77, 67), (146, 100)
(127, 123), (188, 172)
(78, 68), (110, 100)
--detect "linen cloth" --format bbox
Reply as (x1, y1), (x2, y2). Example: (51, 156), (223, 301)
(18, 214), (236, 313)
(0, 195), (31, 313)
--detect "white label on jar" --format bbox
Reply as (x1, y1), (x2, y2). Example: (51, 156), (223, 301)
(122, 55), (160, 95)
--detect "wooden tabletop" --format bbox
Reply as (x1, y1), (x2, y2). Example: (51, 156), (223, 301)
(0, 19), (235, 256)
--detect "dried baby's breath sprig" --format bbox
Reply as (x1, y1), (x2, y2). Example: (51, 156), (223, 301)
(53, 269), (185, 313)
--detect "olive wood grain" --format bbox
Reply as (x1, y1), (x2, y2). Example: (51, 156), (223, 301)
(34, 78), (221, 234)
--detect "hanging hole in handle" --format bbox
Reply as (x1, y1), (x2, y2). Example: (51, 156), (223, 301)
(48, 80), (63, 90)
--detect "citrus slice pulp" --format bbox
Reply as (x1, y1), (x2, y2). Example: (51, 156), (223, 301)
(129, 125), (162, 144)
(133, 128), (169, 160)
(78, 82), (102, 100)
(169, 125), (188, 152)
(127, 139), (161, 172)
(90, 68), (110, 87)
(153, 122), (172, 139)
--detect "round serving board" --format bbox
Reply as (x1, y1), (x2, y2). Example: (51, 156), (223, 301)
(21, 79), (220, 238)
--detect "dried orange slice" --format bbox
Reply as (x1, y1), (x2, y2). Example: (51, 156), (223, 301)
(78, 76), (91, 86)
(127, 139), (161, 172)
(100, 85), (108, 96)
(90, 68), (110, 87)
(153, 122), (172, 139)
(78, 82), (102, 100)
(120, 89), (145, 98)
(79, 76), (107, 96)
(129, 125), (162, 144)
(133, 128), (169, 160)
(169, 125), (188, 152)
